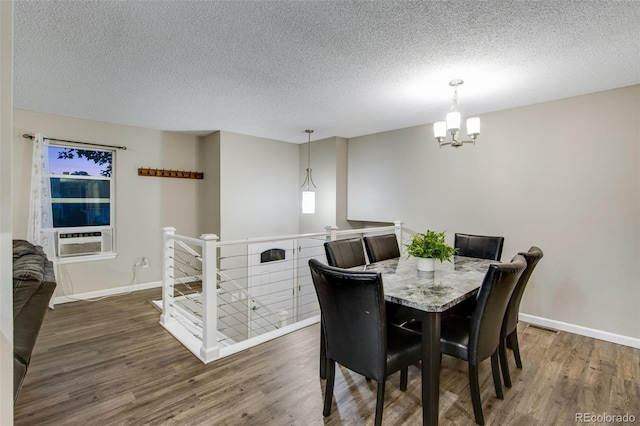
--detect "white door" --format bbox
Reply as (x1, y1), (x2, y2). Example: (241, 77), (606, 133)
(247, 240), (295, 338)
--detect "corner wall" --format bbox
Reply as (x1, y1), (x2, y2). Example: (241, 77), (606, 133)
(348, 85), (640, 341)
(219, 131), (299, 240)
(199, 132), (220, 236)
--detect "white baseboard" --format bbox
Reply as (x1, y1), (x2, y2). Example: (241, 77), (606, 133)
(519, 313), (640, 349)
(53, 281), (163, 305)
(51, 287), (639, 350)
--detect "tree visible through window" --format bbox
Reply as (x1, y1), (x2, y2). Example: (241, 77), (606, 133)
(48, 146), (114, 228)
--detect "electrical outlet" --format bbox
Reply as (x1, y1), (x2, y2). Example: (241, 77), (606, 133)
(142, 257), (149, 268)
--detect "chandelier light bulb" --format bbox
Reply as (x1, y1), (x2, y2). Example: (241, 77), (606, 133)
(446, 111), (461, 131)
(433, 121), (447, 138)
(467, 117), (480, 136)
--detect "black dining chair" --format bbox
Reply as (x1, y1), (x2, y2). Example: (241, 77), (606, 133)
(439, 255), (526, 425)
(308, 259), (422, 426)
(319, 238), (368, 378)
(454, 233), (505, 261)
(363, 233), (401, 263)
(324, 238), (367, 269)
(360, 234), (416, 327)
(499, 246), (543, 387)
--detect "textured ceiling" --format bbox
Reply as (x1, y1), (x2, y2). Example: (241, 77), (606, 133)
(13, 1), (640, 143)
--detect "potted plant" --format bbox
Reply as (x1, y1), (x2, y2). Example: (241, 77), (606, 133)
(405, 230), (458, 271)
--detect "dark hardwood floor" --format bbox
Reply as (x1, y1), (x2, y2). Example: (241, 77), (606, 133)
(14, 288), (640, 425)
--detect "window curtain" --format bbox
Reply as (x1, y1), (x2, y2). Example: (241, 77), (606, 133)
(27, 133), (55, 258)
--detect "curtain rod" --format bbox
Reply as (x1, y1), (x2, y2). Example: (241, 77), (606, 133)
(22, 134), (127, 150)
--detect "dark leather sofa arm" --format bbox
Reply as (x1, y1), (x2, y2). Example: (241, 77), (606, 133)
(12, 240), (56, 401)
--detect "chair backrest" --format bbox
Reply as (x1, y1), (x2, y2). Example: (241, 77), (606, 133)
(469, 254), (526, 364)
(455, 233), (505, 261)
(503, 246), (543, 336)
(363, 234), (401, 263)
(308, 259), (387, 382)
(324, 238), (366, 269)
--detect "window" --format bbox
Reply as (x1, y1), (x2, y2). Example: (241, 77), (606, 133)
(48, 145), (113, 227)
(47, 145), (116, 260)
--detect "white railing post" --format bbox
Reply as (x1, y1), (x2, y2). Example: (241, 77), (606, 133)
(325, 225), (338, 242)
(200, 233), (220, 362)
(394, 220), (404, 254)
(278, 309), (289, 327)
(292, 238), (300, 322)
(161, 226), (176, 326)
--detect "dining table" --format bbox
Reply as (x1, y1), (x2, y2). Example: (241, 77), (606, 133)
(358, 255), (496, 426)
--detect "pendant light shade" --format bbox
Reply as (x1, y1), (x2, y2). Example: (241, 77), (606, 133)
(446, 111), (461, 131)
(433, 121), (447, 139)
(302, 190), (315, 214)
(466, 117), (481, 137)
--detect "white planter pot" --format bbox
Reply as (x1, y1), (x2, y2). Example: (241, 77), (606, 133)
(417, 257), (435, 272)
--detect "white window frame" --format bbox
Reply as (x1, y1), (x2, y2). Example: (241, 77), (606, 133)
(46, 143), (117, 263)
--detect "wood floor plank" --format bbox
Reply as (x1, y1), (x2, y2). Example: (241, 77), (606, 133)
(14, 288), (640, 425)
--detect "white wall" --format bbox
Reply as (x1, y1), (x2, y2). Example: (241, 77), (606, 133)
(219, 131), (299, 240)
(199, 131), (220, 235)
(334, 137), (350, 230)
(0, 1), (14, 422)
(348, 85), (640, 341)
(12, 110), (202, 295)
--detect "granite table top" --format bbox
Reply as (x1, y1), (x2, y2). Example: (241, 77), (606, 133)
(357, 256), (497, 313)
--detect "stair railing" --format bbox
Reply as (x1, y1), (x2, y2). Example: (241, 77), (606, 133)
(161, 221), (404, 364)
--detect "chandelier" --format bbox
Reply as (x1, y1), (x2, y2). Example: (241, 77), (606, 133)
(301, 129), (316, 214)
(434, 79), (480, 148)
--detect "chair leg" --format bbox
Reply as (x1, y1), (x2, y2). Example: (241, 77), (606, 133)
(400, 368), (408, 391)
(323, 359), (335, 416)
(468, 364), (485, 425)
(499, 337), (512, 388)
(319, 322), (326, 379)
(374, 380), (386, 426)
(491, 351), (504, 400)
(509, 330), (523, 368)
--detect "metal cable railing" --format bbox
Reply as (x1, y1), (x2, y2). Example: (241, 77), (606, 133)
(160, 222), (403, 363)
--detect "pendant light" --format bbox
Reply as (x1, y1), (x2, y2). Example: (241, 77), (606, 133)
(301, 129), (316, 214)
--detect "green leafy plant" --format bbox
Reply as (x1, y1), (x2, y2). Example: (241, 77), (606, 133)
(405, 230), (458, 262)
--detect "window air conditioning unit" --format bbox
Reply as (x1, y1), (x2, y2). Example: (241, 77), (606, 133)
(55, 227), (114, 257)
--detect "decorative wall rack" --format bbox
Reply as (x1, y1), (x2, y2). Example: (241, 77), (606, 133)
(138, 167), (204, 179)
